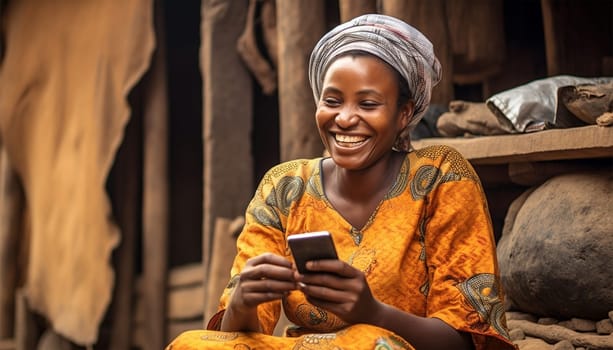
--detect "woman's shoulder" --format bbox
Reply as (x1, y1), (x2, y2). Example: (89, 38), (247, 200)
(411, 144), (466, 162)
(410, 144), (470, 166)
(260, 158), (321, 184)
(409, 144), (478, 181)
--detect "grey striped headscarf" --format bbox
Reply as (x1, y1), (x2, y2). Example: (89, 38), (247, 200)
(308, 14), (442, 151)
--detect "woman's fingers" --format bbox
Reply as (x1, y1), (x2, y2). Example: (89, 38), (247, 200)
(246, 252), (293, 269)
(303, 259), (358, 278)
(240, 277), (296, 294)
(238, 289), (290, 307)
(241, 261), (296, 283)
(230, 253), (298, 308)
(299, 281), (354, 303)
(243, 252), (295, 280)
(294, 261), (380, 324)
(295, 259), (360, 290)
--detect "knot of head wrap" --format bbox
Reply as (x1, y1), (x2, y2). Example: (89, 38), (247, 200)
(308, 14), (442, 151)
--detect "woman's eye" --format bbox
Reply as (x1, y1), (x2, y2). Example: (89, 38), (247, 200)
(360, 101), (379, 109)
(323, 98), (340, 106)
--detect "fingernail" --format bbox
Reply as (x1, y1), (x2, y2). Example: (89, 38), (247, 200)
(298, 282), (307, 289)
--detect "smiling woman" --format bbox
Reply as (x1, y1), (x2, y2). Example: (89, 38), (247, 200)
(316, 54), (410, 173)
(166, 13), (516, 350)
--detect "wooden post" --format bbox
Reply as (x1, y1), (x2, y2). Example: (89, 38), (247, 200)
(276, 0), (326, 162)
(201, 0), (253, 326)
(445, 0), (505, 99)
(0, 145), (23, 340)
(0, 339), (16, 350)
(204, 217), (243, 321)
(380, 0), (454, 105)
(339, 0), (377, 23)
(108, 100), (141, 350)
(14, 289), (37, 350)
(540, 0), (611, 77)
(141, 0), (169, 347)
(541, 0), (563, 77)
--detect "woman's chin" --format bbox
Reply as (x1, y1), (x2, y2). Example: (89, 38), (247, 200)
(329, 153), (369, 170)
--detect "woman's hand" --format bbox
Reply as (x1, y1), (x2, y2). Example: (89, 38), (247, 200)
(295, 261), (475, 350)
(294, 259), (383, 325)
(221, 253), (297, 332)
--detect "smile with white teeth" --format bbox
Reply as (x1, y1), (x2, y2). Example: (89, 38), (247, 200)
(335, 134), (367, 146)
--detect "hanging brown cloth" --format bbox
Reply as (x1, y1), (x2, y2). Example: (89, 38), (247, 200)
(0, 0), (154, 345)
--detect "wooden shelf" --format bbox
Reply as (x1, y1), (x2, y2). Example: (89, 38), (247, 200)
(412, 125), (613, 165)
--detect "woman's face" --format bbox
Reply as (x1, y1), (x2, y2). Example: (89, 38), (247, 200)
(316, 54), (413, 170)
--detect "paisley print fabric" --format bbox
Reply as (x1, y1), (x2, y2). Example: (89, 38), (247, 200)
(166, 145), (516, 350)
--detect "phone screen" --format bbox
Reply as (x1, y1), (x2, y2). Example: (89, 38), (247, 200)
(288, 231), (338, 274)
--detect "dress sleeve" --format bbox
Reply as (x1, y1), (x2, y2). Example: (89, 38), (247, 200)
(421, 147), (516, 350)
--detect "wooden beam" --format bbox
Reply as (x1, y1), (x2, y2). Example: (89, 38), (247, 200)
(204, 217), (243, 321)
(108, 95), (141, 350)
(540, 0), (611, 77)
(167, 263), (204, 289)
(277, 0), (326, 161)
(132, 263), (204, 348)
(380, 0), (454, 104)
(339, 0), (377, 23)
(0, 338), (15, 350)
(141, 1), (169, 348)
(14, 289), (37, 350)
(508, 159), (611, 187)
(0, 146), (23, 339)
(412, 125), (613, 164)
(201, 0), (253, 327)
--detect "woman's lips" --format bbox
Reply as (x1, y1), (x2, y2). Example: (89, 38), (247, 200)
(334, 133), (367, 147)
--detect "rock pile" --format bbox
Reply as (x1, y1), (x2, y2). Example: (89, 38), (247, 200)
(497, 171), (613, 349)
(506, 311), (613, 350)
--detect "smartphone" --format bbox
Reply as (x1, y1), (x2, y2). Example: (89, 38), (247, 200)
(288, 231), (338, 274)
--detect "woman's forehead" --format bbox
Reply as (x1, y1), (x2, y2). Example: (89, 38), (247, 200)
(323, 56), (401, 93)
(325, 55), (397, 80)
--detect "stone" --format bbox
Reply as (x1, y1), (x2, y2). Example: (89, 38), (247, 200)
(538, 318), (559, 325)
(497, 171), (613, 320)
(596, 318), (613, 335)
(514, 338), (554, 350)
(509, 327), (526, 341)
(568, 318), (596, 332)
(552, 340), (574, 350)
(507, 311), (539, 322)
(508, 319), (613, 349)
(558, 318), (596, 332)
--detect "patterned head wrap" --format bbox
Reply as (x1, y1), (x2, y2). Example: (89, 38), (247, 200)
(308, 14), (442, 151)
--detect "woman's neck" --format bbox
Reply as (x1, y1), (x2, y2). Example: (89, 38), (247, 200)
(325, 151), (405, 203)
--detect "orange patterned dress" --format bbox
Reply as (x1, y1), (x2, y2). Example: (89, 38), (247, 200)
(166, 145), (516, 350)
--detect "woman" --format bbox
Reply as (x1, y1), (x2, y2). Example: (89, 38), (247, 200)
(167, 14), (516, 350)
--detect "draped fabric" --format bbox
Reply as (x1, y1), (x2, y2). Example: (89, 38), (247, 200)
(167, 145), (516, 350)
(0, 0), (154, 344)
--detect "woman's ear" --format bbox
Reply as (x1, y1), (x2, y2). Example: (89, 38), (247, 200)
(399, 100), (415, 129)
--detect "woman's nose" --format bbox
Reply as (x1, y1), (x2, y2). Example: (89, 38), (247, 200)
(335, 109), (359, 128)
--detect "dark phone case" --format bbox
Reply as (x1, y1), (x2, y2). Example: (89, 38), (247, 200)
(288, 231), (338, 274)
